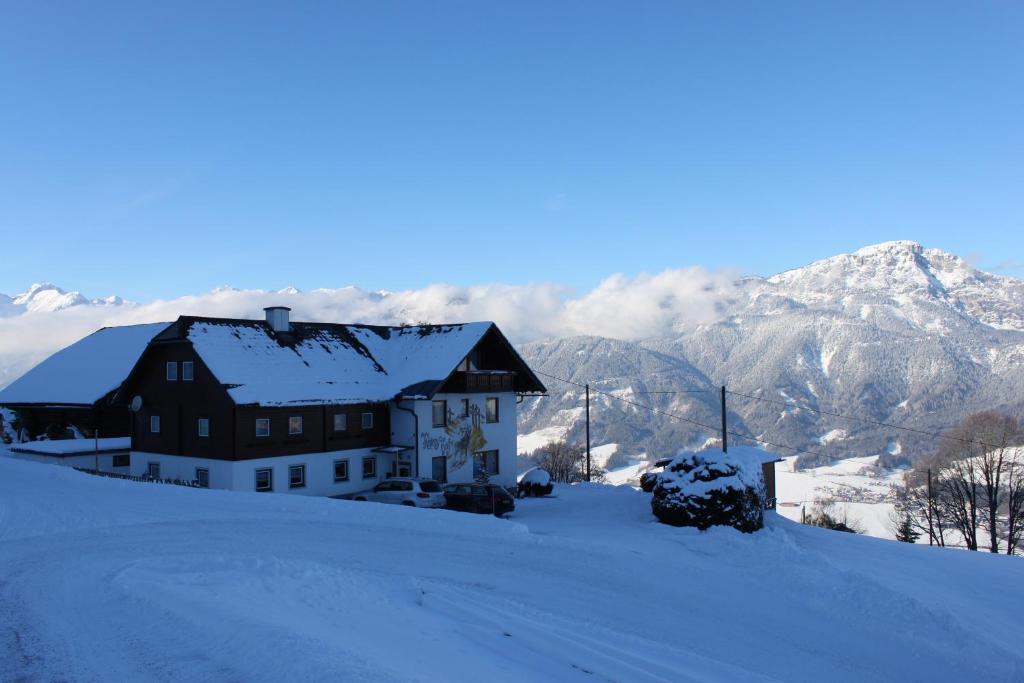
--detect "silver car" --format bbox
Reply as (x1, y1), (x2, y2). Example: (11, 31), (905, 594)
(353, 477), (446, 508)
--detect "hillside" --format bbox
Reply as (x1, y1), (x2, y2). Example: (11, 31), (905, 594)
(2, 453), (1022, 681)
(519, 242), (1024, 465)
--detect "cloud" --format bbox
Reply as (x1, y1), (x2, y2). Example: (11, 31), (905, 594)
(0, 269), (740, 388)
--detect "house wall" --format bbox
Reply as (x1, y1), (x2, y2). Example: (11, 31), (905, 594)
(411, 391), (518, 488)
(234, 403), (389, 460)
(130, 448), (388, 496)
(8, 451), (131, 473)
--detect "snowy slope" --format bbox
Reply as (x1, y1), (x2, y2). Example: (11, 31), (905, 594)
(1, 454), (1022, 682)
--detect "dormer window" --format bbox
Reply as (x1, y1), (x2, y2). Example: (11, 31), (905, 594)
(166, 361), (177, 381)
(182, 361), (194, 382)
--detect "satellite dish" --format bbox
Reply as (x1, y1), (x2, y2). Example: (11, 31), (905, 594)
(129, 395), (143, 413)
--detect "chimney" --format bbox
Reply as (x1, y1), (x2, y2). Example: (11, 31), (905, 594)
(264, 306), (291, 333)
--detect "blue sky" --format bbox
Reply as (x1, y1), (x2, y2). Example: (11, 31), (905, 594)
(1, 2), (1021, 300)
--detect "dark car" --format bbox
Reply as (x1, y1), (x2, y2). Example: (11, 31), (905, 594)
(443, 483), (516, 516)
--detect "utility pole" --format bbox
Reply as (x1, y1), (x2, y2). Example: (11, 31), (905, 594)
(585, 383), (591, 481)
(94, 428), (100, 472)
(720, 385), (728, 453)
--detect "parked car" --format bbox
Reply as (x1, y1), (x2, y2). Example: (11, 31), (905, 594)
(516, 467), (554, 498)
(352, 478), (446, 508)
(443, 483), (516, 516)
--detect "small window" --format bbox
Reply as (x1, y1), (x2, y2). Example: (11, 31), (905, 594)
(150, 415), (161, 433)
(333, 459), (349, 482)
(182, 361), (194, 382)
(166, 361), (177, 381)
(486, 397), (499, 423)
(474, 450), (500, 477)
(288, 416), (303, 435)
(289, 464), (306, 489)
(197, 418), (210, 438)
(361, 412), (374, 430)
(460, 398), (469, 418)
(147, 462), (161, 479)
(362, 456), (376, 479)
(255, 418), (270, 438)
(432, 400), (447, 428)
(333, 413), (348, 432)
(255, 468), (273, 491)
(196, 467), (209, 488)
(112, 453), (130, 468)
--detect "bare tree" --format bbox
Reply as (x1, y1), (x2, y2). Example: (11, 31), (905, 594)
(1004, 457), (1024, 555)
(531, 440), (605, 483)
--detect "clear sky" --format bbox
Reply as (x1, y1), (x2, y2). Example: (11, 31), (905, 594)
(1, 2), (1021, 300)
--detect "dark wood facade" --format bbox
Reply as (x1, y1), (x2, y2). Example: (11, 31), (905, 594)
(122, 339), (390, 461)
(3, 400), (130, 440)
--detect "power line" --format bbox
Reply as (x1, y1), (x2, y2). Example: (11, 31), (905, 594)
(723, 388), (1000, 450)
(533, 369), (830, 460)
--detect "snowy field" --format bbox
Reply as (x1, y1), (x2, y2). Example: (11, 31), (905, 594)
(2, 453), (1023, 682)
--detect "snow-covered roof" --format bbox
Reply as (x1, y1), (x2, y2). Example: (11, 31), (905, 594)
(181, 319), (510, 406)
(0, 323), (170, 406)
(10, 437), (131, 455)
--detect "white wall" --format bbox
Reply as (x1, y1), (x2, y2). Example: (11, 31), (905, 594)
(8, 451), (130, 473)
(410, 392), (517, 487)
(130, 448), (389, 497)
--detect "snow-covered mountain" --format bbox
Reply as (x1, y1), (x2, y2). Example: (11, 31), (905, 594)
(0, 283), (127, 317)
(2, 242), (1022, 466)
(519, 242), (1024, 466)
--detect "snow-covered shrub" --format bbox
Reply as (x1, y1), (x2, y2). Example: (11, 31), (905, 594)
(651, 449), (765, 532)
(517, 467), (554, 497)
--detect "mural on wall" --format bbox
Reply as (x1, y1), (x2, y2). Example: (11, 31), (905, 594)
(420, 403), (486, 472)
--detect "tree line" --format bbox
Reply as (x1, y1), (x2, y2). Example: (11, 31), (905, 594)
(891, 411), (1024, 555)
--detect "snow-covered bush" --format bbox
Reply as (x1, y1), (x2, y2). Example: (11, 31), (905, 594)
(651, 449), (765, 532)
(517, 467), (554, 497)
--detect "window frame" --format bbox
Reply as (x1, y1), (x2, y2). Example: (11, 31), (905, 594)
(333, 459), (349, 482)
(195, 467), (209, 488)
(182, 361), (194, 382)
(150, 415), (161, 434)
(288, 464), (306, 489)
(112, 453), (130, 468)
(197, 417), (210, 438)
(333, 413), (348, 432)
(255, 467), (273, 492)
(362, 456), (376, 479)
(166, 361), (178, 381)
(432, 400), (447, 428)
(485, 397), (499, 423)
(288, 415), (303, 436)
(147, 462), (161, 479)
(460, 398), (470, 418)
(361, 412), (374, 430)
(255, 418), (271, 438)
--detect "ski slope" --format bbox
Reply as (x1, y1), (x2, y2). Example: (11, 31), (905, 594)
(1, 453), (1022, 682)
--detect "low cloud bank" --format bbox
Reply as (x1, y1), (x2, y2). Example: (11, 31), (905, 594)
(0, 267), (740, 387)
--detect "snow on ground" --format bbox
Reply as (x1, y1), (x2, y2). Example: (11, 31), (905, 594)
(516, 425), (569, 455)
(2, 453), (1023, 682)
(775, 455), (902, 539)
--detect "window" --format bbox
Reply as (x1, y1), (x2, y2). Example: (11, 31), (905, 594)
(361, 412), (374, 430)
(166, 361), (177, 381)
(255, 418), (270, 438)
(182, 361), (194, 382)
(288, 416), (303, 435)
(432, 455), (447, 483)
(486, 397), (499, 423)
(333, 413), (348, 432)
(150, 415), (161, 433)
(460, 398), (469, 418)
(474, 450), (499, 477)
(362, 456), (376, 479)
(432, 400), (447, 428)
(112, 453), (130, 468)
(289, 464), (306, 489)
(147, 462), (161, 479)
(197, 418), (210, 438)
(195, 467), (209, 488)
(333, 459), (349, 482)
(255, 468), (273, 491)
